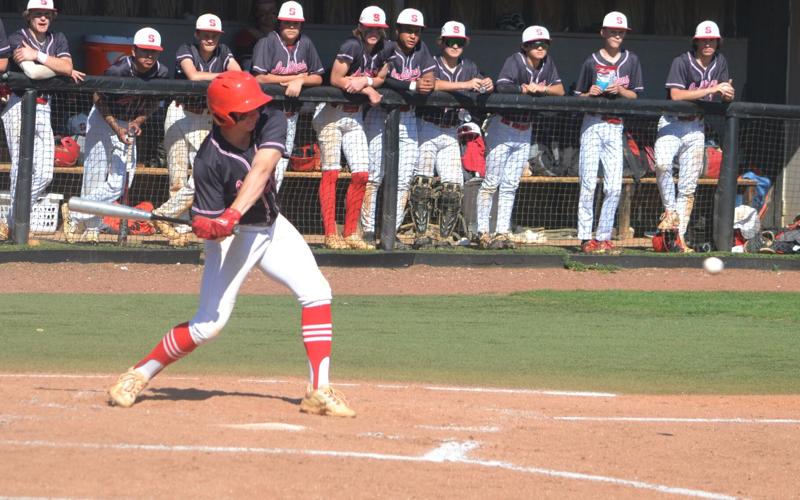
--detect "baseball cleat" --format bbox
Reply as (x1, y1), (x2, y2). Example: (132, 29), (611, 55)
(0, 222), (8, 241)
(600, 240), (620, 254)
(489, 233), (515, 250)
(107, 368), (149, 408)
(477, 232), (492, 249)
(344, 234), (375, 250)
(324, 234), (349, 250)
(300, 385), (356, 417)
(581, 239), (605, 254)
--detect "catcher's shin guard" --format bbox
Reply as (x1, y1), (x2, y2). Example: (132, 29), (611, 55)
(438, 182), (463, 238)
(410, 175), (434, 236)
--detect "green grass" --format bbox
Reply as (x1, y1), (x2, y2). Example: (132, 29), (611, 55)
(3, 291), (799, 395)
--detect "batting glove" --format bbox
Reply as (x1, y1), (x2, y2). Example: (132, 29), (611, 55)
(192, 208), (242, 240)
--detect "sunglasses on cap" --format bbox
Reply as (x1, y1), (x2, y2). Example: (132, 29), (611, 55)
(442, 38), (465, 48)
(524, 41), (550, 49)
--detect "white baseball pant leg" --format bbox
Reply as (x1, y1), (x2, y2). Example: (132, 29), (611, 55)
(416, 121), (463, 185)
(74, 106), (136, 230)
(654, 116), (705, 238)
(361, 107), (386, 234)
(312, 104), (368, 172)
(477, 116), (531, 234)
(275, 112), (299, 191)
(577, 116), (623, 241)
(394, 110), (419, 230)
(190, 214), (332, 345)
(1, 94), (55, 228)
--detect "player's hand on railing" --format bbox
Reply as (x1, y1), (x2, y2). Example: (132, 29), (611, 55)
(417, 76), (435, 94)
(604, 83), (620, 95)
(345, 76), (368, 93)
(282, 77), (304, 97)
(588, 85), (603, 96)
(479, 77), (494, 93)
(70, 70), (86, 83)
(467, 78), (483, 92)
(192, 208), (242, 240)
(364, 87), (383, 106)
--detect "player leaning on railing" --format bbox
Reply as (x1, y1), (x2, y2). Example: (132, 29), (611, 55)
(252, 1), (324, 192)
(153, 13), (241, 247)
(0, 0), (83, 242)
(653, 20), (735, 253)
(108, 71), (355, 417)
(62, 27), (168, 244)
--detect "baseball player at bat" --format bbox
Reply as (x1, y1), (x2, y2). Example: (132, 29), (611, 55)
(476, 25), (564, 250)
(0, 0), (84, 242)
(252, 1), (324, 192)
(411, 21), (493, 248)
(653, 20), (734, 252)
(574, 11), (643, 254)
(108, 71), (355, 417)
(154, 13), (241, 247)
(312, 5), (391, 250)
(363, 8), (435, 249)
(62, 27), (168, 244)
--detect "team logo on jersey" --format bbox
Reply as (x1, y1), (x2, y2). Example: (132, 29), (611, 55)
(272, 61), (309, 75)
(390, 67), (422, 81)
(689, 79), (719, 100)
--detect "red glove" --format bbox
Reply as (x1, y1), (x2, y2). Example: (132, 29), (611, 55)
(192, 208), (242, 240)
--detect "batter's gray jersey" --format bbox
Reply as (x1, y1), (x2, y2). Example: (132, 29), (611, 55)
(496, 52), (561, 123)
(664, 51), (730, 102)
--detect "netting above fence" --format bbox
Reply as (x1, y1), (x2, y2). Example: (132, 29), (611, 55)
(1, 72), (794, 253)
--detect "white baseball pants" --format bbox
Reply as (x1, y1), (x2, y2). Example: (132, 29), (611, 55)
(274, 112), (299, 191)
(415, 120), (463, 185)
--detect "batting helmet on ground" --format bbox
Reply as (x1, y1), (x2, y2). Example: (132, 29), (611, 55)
(652, 229), (680, 252)
(290, 143), (320, 172)
(208, 71), (272, 128)
(54, 136), (80, 167)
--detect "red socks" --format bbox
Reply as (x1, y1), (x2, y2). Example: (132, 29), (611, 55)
(319, 170), (339, 236)
(302, 304), (332, 389)
(134, 322), (198, 374)
(344, 172), (368, 237)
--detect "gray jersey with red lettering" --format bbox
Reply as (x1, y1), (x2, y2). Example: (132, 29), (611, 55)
(418, 55), (482, 126)
(496, 52), (561, 123)
(191, 106), (288, 226)
(335, 37), (393, 77)
(251, 31), (324, 77)
(574, 50), (644, 96)
(0, 20), (11, 59)
(7, 28), (70, 73)
(175, 42), (235, 79)
(385, 40), (436, 82)
(665, 51), (730, 102)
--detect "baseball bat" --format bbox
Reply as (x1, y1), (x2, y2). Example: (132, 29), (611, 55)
(118, 133), (135, 245)
(69, 197), (189, 226)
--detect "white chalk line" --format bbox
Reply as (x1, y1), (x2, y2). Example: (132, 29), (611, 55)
(416, 425), (500, 433)
(0, 373), (615, 399)
(0, 439), (736, 499)
(220, 423), (306, 432)
(552, 416), (800, 425)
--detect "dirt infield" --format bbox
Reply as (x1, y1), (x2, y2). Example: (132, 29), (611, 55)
(2, 263), (800, 498)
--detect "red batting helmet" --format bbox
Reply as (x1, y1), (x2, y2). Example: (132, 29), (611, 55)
(54, 136), (80, 167)
(207, 71), (272, 128)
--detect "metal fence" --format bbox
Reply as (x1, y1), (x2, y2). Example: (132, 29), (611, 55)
(2, 71), (797, 252)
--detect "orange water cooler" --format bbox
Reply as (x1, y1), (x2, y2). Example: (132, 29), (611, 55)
(83, 35), (133, 75)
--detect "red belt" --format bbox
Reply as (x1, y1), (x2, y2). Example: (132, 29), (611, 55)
(500, 117), (531, 131)
(332, 103), (361, 113)
(600, 115), (622, 124)
(36, 97), (48, 105)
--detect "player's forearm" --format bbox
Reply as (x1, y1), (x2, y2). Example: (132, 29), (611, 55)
(434, 80), (470, 92)
(546, 83), (565, 96)
(255, 73), (299, 84)
(382, 77), (411, 91)
(303, 74), (323, 87)
(669, 88), (714, 101)
(186, 71), (220, 81)
(42, 55), (72, 76)
(0, 58), (7, 72)
(619, 88), (638, 99)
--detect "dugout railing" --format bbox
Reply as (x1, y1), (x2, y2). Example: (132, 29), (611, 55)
(1, 71), (794, 252)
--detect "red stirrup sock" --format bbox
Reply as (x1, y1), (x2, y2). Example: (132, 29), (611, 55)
(134, 322), (198, 379)
(301, 304), (332, 390)
(343, 172), (368, 237)
(319, 170), (339, 236)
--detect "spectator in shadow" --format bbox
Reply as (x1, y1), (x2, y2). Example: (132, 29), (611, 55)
(233, 0), (278, 71)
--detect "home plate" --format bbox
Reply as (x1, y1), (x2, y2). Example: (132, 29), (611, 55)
(222, 423), (306, 432)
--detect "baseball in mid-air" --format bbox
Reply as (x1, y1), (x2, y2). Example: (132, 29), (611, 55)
(703, 257), (724, 274)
